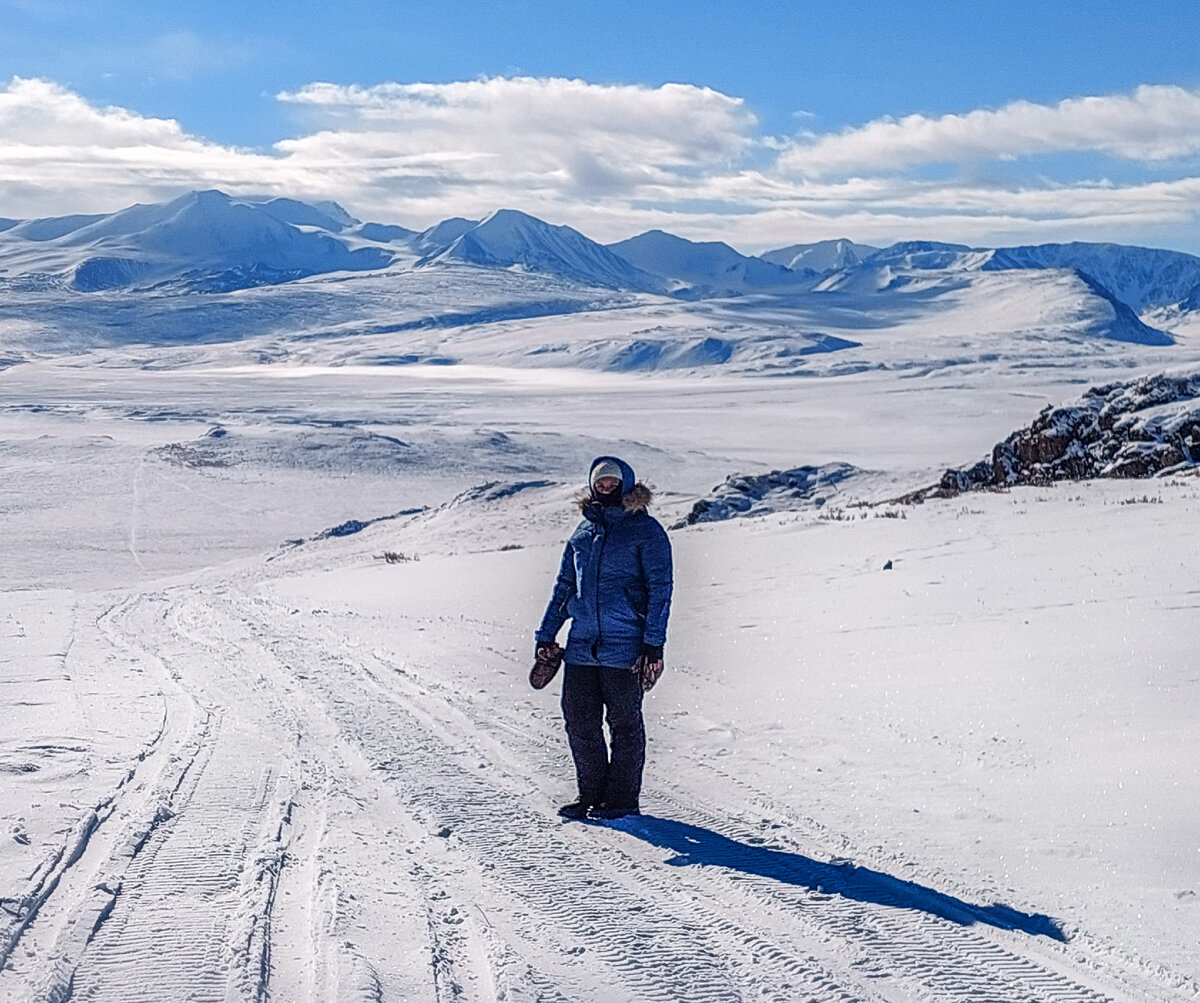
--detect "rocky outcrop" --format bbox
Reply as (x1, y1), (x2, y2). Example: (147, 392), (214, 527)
(673, 463), (859, 527)
(939, 372), (1200, 494)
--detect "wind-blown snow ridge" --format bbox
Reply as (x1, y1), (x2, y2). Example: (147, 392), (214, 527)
(237, 195), (359, 232)
(292, 507), (427, 546)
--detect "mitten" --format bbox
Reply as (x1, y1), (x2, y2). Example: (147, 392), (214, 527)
(530, 642), (565, 690)
(633, 644), (664, 692)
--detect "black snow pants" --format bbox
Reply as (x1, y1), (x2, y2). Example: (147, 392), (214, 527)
(561, 663), (646, 808)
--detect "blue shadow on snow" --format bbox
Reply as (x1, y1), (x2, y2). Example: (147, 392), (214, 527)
(615, 815), (1067, 942)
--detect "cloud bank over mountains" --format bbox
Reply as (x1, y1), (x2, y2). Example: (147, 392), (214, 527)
(778, 85), (1200, 174)
(4, 75), (1200, 252)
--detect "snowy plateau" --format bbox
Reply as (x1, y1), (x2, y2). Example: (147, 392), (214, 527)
(1, 189), (1199, 1003)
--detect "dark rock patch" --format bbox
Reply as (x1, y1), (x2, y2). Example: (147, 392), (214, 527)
(673, 463), (859, 528)
(937, 372), (1200, 496)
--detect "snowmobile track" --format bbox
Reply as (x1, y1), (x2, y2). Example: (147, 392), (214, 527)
(227, 592), (1175, 1003)
(7, 594), (295, 1003)
(223, 595), (865, 1002)
(0, 597), (218, 1002)
(16, 579), (1177, 1003)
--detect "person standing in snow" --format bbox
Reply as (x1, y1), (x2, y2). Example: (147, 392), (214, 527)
(535, 456), (673, 821)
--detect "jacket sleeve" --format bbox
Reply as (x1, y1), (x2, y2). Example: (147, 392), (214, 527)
(641, 522), (674, 647)
(536, 539), (576, 643)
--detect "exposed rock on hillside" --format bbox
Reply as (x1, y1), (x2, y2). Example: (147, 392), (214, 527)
(673, 462), (859, 527)
(939, 372), (1200, 494)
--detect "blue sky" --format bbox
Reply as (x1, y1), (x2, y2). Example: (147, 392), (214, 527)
(4, 1), (1200, 252)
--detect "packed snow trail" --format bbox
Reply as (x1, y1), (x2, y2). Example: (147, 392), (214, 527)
(2, 559), (1188, 1003)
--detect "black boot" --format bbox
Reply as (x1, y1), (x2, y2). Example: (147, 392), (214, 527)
(589, 803), (640, 820)
(557, 800), (592, 820)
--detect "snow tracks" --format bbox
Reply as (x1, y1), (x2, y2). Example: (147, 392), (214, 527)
(2, 581), (1190, 1002)
(0, 594), (299, 1003)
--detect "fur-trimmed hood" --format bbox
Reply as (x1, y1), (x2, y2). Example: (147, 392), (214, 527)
(578, 454), (652, 516)
(540, 458), (673, 667)
(577, 481), (653, 514)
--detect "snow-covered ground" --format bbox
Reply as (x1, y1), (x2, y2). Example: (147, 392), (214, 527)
(2, 269), (1199, 1000)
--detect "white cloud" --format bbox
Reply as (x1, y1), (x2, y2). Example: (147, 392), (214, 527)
(3, 75), (1200, 253)
(275, 77), (757, 203)
(0, 77), (295, 213)
(778, 85), (1200, 176)
(2, 77), (200, 150)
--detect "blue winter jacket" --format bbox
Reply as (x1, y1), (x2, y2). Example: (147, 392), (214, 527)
(536, 456), (673, 669)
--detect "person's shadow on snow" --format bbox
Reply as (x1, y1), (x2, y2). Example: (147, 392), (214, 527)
(614, 815), (1067, 941)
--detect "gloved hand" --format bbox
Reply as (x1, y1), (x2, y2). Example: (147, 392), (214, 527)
(633, 643), (664, 692)
(530, 641), (565, 690)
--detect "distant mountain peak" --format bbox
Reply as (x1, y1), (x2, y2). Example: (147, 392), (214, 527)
(981, 241), (1200, 311)
(412, 216), (479, 256)
(609, 229), (816, 297)
(0, 188), (393, 292)
(418, 209), (666, 294)
(835, 238), (1200, 312)
(481, 207), (539, 224)
(237, 194), (358, 232)
(761, 238), (880, 273)
(311, 199), (358, 228)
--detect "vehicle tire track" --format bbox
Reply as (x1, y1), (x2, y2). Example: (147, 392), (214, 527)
(151, 589), (446, 1003)
(23, 594), (292, 1003)
(246, 596), (1183, 1003)
(222, 594), (885, 1003)
(0, 596), (215, 1002)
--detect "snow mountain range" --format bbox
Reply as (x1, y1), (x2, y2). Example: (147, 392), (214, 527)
(0, 190), (393, 293)
(3, 188), (1200, 313)
(3, 189), (1200, 362)
(863, 240), (1200, 313)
